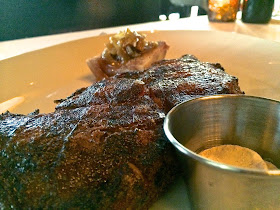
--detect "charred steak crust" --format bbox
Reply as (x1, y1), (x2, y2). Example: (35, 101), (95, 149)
(0, 55), (243, 209)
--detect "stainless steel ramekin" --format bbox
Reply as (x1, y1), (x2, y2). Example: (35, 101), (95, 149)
(164, 95), (280, 209)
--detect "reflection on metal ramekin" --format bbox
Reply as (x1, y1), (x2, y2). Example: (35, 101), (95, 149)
(164, 95), (280, 209)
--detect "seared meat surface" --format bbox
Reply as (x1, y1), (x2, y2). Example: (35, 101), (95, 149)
(0, 55), (243, 209)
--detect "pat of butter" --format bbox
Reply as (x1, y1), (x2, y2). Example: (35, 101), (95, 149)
(199, 145), (277, 170)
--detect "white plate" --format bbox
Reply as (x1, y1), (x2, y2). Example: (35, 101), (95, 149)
(1, 30), (280, 209)
(1, 30), (280, 114)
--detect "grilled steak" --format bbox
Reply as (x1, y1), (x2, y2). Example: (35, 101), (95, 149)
(0, 55), (243, 209)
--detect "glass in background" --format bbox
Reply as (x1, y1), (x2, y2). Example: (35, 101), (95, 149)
(208, 0), (240, 22)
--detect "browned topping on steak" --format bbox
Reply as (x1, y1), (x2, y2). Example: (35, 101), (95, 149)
(0, 55), (243, 209)
(86, 29), (169, 82)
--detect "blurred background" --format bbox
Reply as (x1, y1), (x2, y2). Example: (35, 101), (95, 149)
(0, 0), (207, 41)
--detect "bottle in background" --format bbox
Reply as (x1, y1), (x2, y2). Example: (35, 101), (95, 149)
(242, 0), (274, 23)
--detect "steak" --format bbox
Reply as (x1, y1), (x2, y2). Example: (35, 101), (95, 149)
(0, 55), (243, 209)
